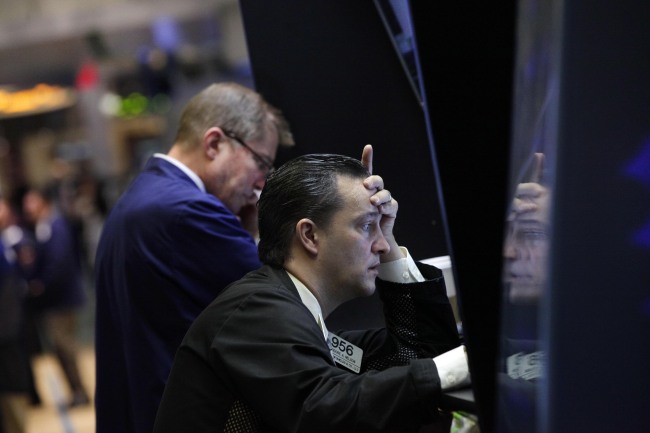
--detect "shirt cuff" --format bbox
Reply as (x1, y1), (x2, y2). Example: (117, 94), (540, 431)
(377, 247), (425, 283)
(432, 345), (471, 391)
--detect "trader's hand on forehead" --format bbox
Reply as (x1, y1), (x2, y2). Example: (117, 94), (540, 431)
(361, 145), (393, 206)
(361, 144), (403, 261)
(510, 153), (549, 219)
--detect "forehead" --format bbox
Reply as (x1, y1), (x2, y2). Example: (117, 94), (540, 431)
(335, 175), (375, 215)
(252, 123), (279, 156)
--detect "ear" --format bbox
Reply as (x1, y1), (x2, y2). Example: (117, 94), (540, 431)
(203, 127), (226, 160)
(296, 218), (320, 256)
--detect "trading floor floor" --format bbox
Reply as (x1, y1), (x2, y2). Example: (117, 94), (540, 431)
(27, 346), (95, 433)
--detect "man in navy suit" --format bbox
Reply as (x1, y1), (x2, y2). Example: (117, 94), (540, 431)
(94, 82), (293, 433)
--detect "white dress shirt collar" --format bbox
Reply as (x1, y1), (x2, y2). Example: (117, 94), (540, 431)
(284, 248), (424, 343)
(154, 153), (205, 193)
(286, 271), (329, 342)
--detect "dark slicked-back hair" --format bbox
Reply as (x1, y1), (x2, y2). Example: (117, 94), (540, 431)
(258, 154), (370, 267)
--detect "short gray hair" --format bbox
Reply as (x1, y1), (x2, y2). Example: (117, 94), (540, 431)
(174, 82), (293, 150)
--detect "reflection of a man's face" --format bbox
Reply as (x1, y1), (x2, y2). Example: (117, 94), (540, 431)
(503, 182), (550, 304)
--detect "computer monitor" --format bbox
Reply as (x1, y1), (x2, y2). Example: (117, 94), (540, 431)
(494, 1), (560, 431)
(408, 1), (516, 430)
(496, 0), (650, 431)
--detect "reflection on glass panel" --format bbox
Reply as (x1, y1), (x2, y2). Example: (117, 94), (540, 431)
(496, 0), (561, 432)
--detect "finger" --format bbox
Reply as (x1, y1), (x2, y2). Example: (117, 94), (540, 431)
(371, 188), (393, 206)
(512, 198), (538, 214)
(378, 195), (398, 219)
(364, 174), (384, 191)
(361, 144), (373, 174)
(515, 182), (543, 197)
(531, 153), (545, 183)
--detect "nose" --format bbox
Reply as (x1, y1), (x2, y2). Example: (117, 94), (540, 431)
(504, 241), (534, 261)
(253, 173), (267, 191)
(503, 227), (518, 259)
(504, 241), (516, 259)
(372, 230), (391, 255)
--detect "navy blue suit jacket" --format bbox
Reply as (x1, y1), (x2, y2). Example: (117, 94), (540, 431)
(27, 215), (85, 311)
(94, 156), (261, 433)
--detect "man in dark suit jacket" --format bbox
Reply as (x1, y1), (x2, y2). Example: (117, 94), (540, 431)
(22, 187), (90, 407)
(94, 82), (293, 433)
(154, 147), (470, 433)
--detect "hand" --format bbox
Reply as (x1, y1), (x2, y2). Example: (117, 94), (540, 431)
(361, 145), (403, 262)
(512, 182), (547, 215)
(238, 202), (259, 240)
(510, 153), (549, 220)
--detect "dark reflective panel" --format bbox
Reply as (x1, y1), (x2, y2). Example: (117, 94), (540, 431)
(496, 0), (561, 431)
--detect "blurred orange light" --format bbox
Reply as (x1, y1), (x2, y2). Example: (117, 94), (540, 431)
(0, 83), (75, 118)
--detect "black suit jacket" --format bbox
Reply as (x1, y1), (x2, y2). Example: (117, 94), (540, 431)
(154, 263), (460, 433)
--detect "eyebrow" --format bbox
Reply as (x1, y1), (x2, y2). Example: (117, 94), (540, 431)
(354, 210), (381, 222)
(514, 218), (545, 225)
(512, 219), (549, 233)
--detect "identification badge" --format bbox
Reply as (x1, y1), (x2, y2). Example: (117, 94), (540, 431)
(506, 351), (544, 381)
(328, 333), (363, 373)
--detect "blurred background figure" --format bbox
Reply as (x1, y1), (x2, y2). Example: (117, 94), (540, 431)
(0, 197), (31, 433)
(21, 187), (90, 409)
